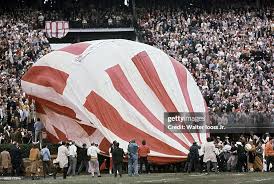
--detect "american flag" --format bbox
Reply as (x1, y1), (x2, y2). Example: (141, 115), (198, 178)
(21, 39), (208, 163)
(45, 21), (69, 38)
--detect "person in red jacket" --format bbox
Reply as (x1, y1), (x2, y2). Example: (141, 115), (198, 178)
(265, 137), (274, 172)
(138, 140), (150, 174)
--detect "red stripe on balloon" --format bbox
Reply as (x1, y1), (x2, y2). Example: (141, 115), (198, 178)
(35, 102), (46, 114)
(106, 64), (190, 150)
(58, 42), (90, 55)
(77, 123), (97, 136)
(29, 95), (79, 121)
(84, 91), (186, 157)
(170, 58), (201, 143)
(22, 66), (69, 94)
(132, 51), (194, 143)
(132, 51), (177, 112)
(98, 138), (111, 154)
(44, 129), (59, 143)
(171, 58), (194, 113)
(53, 125), (68, 141)
(148, 155), (186, 164)
(31, 96), (96, 141)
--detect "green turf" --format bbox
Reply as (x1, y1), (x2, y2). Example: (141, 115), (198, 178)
(1, 173), (274, 184)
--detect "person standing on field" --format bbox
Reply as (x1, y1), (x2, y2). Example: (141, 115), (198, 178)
(41, 144), (52, 178)
(138, 140), (150, 174)
(54, 142), (69, 179)
(0, 148), (11, 176)
(128, 139), (139, 176)
(67, 141), (77, 176)
(29, 144), (40, 180)
(87, 143), (101, 177)
(187, 142), (201, 173)
(112, 142), (125, 177)
(77, 143), (89, 175)
(203, 137), (218, 174)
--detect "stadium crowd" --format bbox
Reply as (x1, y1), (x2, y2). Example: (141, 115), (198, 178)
(138, 6), (273, 117)
(0, 10), (51, 144)
(43, 7), (133, 28)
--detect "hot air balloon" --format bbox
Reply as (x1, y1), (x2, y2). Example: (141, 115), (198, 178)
(21, 39), (208, 164)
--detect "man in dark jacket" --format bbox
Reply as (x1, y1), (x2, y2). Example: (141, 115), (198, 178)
(188, 142), (201, 173)
(236, 141), (247, 172)
(112, 142), (125, 177)
(10, 142), (22, 176)
(77, 143), (89, 175)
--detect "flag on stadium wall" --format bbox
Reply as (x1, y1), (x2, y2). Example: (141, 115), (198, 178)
(45, 21), (69, 38)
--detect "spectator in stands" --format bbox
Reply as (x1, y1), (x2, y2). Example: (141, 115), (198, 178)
(128, 139), (139, 176)
(112, 142), (125, 177)
(67, 141), (77, 176)
(0, 133), (4, 144)
(77, 143), (89, 175)
(29, 143), (40, 180)
(37, 13), (44, 28)
(87, 142), (101, 177)
(11, 128), (22, 144)
(138, 140), (150, 174)
(41, 144), (52, 178)
(34, 118), (44, 144)
(0, 147), (11, 176)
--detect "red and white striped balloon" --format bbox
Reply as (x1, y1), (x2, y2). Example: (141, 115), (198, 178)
(21, 39), (208, 163)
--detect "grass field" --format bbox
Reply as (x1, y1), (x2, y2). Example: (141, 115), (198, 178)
(1, 172), (274, 184)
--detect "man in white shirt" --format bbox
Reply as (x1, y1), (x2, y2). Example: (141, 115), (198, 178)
(203, 137), (218, 174)
(54, 142), (69, 179)
(67, 141), (77, 176)
(87, 143), (101, 177)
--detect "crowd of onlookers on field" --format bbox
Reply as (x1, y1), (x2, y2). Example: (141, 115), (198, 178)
(185, 133), (274, 174)
(0, 139), (150, 179)
(2, 133), (274, 178)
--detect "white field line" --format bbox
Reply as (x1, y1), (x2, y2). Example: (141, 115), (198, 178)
(136, 178), (181, 183)
(236, 177), (272, 184)
(253, 178), (272, 182)
(189, 173), (208, 177)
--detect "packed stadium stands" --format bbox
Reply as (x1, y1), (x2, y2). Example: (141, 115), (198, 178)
(137, 6), (273, 125)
